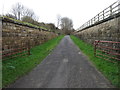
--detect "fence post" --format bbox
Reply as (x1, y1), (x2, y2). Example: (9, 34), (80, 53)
(94, 17), (96, 24)
(98, 14), (99, 21)
(28, 42), (31, 55)
(0, 18), (2, 61)
(91, 19), (93, 25)
(28, 32), (31, 55)
(103, 10), (104, 20)
(94, 41), (96, 57)
(117, 10), (120, 59)
(110, 5), (113, 16)
(89, 20), (91, 26)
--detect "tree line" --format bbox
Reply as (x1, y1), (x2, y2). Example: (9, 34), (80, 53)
(1, 3), (75, 35)
(57, 15), (75, 35)
(2, 3), (57, 32)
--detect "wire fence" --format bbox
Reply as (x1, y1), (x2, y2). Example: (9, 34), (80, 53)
(78, 0), (120, 31)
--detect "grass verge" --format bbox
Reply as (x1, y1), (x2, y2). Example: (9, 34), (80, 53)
(2, 35), (64, 88)
(70, 35), (120, 88)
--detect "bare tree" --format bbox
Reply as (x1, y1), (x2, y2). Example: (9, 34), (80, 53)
(21, 8), (39, 23)
(57, 14), (61, 28)
(11, 3), (38, 21)
(22, 8), (38, 21)
(60, 17), (73, 34)
(11, 3), (24, 20)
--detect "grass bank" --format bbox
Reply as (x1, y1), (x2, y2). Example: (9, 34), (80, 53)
(70, 35), (120, 88)
(2, 35), (64, 88)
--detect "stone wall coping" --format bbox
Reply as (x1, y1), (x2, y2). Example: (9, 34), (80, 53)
(1, 16), (50, 32)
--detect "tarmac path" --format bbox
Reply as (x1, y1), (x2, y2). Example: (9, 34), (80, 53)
(9, 35), (113, 88)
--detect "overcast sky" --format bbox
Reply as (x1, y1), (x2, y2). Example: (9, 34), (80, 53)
(0, 0), (117, 29)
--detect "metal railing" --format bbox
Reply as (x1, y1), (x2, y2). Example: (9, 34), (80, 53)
(94, 40), (120, 63)
(0, 45), (30, 60)
(78, 0), (120, 31)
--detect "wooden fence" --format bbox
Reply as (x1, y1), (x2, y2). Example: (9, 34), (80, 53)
(78, 0), (120, 31)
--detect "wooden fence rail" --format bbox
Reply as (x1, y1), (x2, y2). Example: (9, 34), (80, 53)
(78, 0), (120, 31)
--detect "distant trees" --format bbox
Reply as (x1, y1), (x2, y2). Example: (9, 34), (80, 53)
(3, 2), (75, 34)
(22, 8), (38, 21)
(60, 17), (73, 34)
(9, 3), (38, 22)
(45, 23), (55, 30)
(21, 16), (35, 24)
(3, 3), (41, 26)
(11, 3), (24, 20)
(5, 13), (17, 19)
(1, 2), (61, 34)
(56, 14), (61, 28)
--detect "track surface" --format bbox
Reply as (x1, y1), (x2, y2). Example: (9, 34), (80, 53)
(9, 36), (113, 88)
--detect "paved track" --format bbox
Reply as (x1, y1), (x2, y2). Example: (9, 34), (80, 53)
(9, 35), (113, 88)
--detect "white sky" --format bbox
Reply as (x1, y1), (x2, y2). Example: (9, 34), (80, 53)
(0, 0), (116, 29)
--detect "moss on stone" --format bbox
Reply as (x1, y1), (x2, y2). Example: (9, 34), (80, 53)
(2, 16), (48, 31)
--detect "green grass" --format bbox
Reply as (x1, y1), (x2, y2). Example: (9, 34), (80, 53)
(2, 35), (64, 88)
(70, 35), (120, 88)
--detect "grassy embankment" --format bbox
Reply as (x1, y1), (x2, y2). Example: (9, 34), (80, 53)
(70, 35), (120, 88)
(2, 35), (64, 88)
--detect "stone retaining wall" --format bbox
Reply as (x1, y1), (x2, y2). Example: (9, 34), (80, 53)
(2, 17), (58, 51)
(75, 16), (120, 45)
